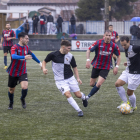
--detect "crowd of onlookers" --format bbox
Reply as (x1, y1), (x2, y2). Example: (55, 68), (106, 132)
(24, 12), (76, 35)
(130, 22), (140, 40)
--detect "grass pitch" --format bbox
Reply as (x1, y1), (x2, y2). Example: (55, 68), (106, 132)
(0, 50), (140, 140)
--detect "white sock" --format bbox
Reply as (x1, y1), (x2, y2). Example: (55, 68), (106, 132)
(67, 97), (82, 112)
(116, 86), (127, 102)
(129, 93), (136, 108)
(81, 92), (85, 100)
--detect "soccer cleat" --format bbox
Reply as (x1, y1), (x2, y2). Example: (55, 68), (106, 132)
(130, 106), (137, 113)
(21, 99), (26, 109)
(82, 97), (88, 107)
(8, 103), (13, 110)
(78, 111), (83, 117)
(4, 66), (8, 69)
(117, 101), (130, 109)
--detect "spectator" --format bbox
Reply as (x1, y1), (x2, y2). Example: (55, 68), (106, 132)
(130, 22), (138, 40)
(137, 24), (140, 40)
(24, 19), (30, 35)
(57, 15), (63, 34)
(70, 14), (76, 34)
(40, 13), (46, 34)
(47, 12), (54, 35)
(32, 13), (39, 35)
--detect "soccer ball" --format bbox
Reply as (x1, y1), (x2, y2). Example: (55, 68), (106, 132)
(119, 103), (131, 114)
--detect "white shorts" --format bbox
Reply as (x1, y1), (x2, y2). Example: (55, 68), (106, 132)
(55, 76), (80, 95)
(118, 70), (140, 90)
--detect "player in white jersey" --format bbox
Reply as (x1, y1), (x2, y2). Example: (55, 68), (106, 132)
(42, 40), (88, 117)
(115, 36), (140, 113)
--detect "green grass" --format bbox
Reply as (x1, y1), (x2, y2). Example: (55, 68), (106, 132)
(0, 50), (140, 140)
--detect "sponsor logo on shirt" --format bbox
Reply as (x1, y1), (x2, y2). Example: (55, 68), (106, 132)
(100, 51), (111, 56)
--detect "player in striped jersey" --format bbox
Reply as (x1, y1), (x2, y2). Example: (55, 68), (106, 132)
(86, 30), (121, 100)
(0, 23), (16, 69)
(7, 32), (42, 110)
(109, 25), (120, 67)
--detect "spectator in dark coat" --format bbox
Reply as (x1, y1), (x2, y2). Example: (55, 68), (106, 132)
(57, 15), (63, 34)
(32, 13), (39, 34)
(47, 12), (54, 35)
(137, 24), (140, 39)
(40, 13), (46, 34)
(70, 14), (76, 34)
(24, 19), (30, 35)
(130, 22), (138, 40)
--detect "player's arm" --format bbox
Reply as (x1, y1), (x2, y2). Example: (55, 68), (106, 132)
(28, 49), (42, 67)
(0, 37), (3, 48)
(115, 32), (120, 43)
(6, 31), (16, 41)
(42, 52), (53, 75)
(113, 45), (121, 75)
(86, 41), (98, 69)
(71, 56), (82, 84)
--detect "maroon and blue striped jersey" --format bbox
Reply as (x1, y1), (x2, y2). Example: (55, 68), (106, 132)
(89, 39), (120, 70)
(111, 31), (119, 43)
(7, 44), (32, 77)
(2, 30), (16, 46)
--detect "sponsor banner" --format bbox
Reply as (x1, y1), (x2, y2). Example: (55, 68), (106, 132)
(71, 40), (96, 50)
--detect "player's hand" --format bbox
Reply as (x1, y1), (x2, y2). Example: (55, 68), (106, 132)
(86, 61), (90, 69)
(77, 78), (82, 85)
(124, 62), (127, 66)
(113, 67), (118, 75)
(6, 38), (11, 41)
(25, 55), (32, 60)
(43, 69), (48, 75)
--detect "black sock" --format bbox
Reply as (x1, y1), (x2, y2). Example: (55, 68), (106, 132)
(4, 56), (7, 66)
(88, 86), (100, 98)
(8, 91), (14, 104)
(21, 89), (28, 100)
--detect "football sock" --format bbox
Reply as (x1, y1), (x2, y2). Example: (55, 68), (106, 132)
(116, 86), (127, 102)
(80, 92), (85, 100)
(87, 85), (100, 98)
(129, 93), (136, 108)
(67, 97), (82, 112)
(8, 91), (14, 104)
(4, 56), (7, 66)
(21, 89), (28, 100)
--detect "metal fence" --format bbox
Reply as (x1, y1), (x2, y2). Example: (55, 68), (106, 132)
(24, 21), (140, 35)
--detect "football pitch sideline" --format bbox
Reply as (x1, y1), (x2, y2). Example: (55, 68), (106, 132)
(0, 50), (140, 140)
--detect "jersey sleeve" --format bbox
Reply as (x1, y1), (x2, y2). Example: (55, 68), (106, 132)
(11, 30), (16, 37)
(116, 32), (119, 38)
(28, 48), (32, 55)
(11, 45), (18, 55)
(70, 56), (77, 68)
(44, 52), (53, 63)
(2, 31), (4, 37)
(113, 44), (120, 56)
(132, 45), (140, 53)
(88, 41), (99, 52)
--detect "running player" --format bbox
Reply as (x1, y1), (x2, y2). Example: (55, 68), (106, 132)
(115, 36), (139, 113)
(108, 25), (120, 66)
(0, 23), (16, 69)
(86, 30), (121, 100)
(42, 40), (88, 117)
(7, 32), (42, 110)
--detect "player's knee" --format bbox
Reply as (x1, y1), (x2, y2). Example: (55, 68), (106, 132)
(115, 82), (120, 87)
(96, 83), (102, 88)
(64, 91), (71, 98)
(9, 88), (14, 94)
(22, 85), (28, 90)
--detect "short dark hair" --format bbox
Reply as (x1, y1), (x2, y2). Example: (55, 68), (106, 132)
(18, 32), (28, 40)
(120, 36), (130, 43)
(61, 40), (71, 47)
(104, 30), (112, 34)
(109, 25), (113, 27)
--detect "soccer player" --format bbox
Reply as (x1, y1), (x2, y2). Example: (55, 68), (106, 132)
(108, 25), (120, 66)
(86, 30), (121, 100)
(0, 23), (16, 69)
(115, 36), (139, 113)
(7, 32), (42, 110)
(42, 40), (88, 117)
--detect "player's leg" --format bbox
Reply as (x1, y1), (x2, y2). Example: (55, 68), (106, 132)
(3, 47), (8, 69)
(113, 54), (117, 66)
(19, 74), (28, 109)
(55, 80), (83, 117)
(8, 75), (18, 109)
